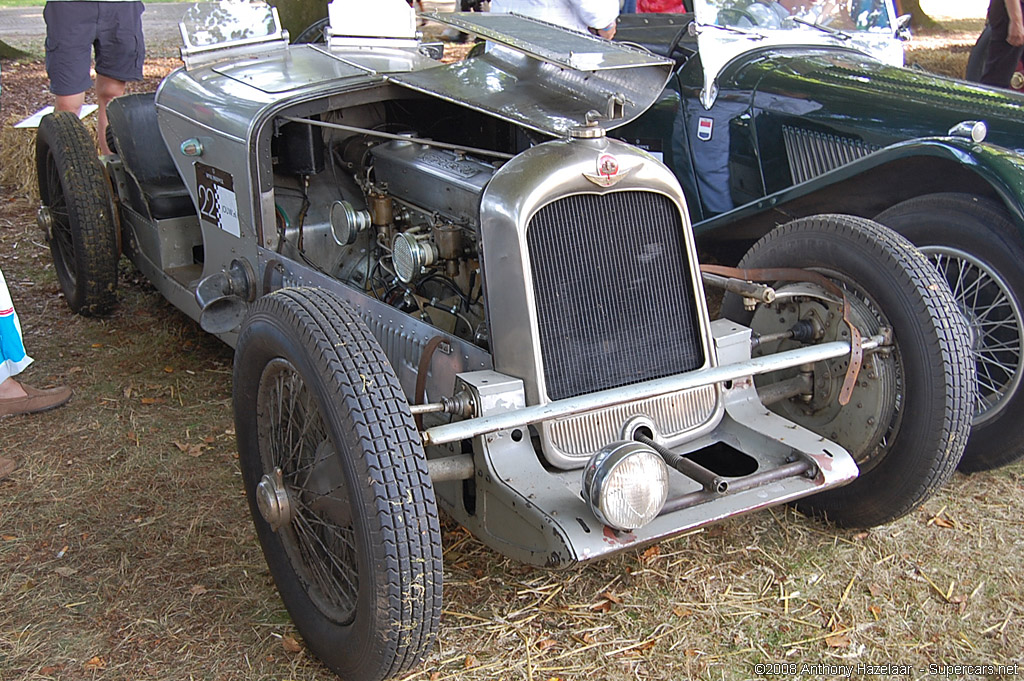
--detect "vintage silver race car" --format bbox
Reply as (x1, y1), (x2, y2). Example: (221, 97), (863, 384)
(33, 2), (971, 679)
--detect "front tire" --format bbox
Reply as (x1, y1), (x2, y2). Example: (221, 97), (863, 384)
(35, 111), (119, 316)
(876, 193), (1024, 472)
(725, 215), (973, 527)
(233, 287), (442, 681)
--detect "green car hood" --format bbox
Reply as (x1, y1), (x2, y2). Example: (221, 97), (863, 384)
(722, 47), (1024, 151)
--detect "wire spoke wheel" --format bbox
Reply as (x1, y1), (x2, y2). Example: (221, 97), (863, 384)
(922, 246), (1024, 425)
(235, 287), (442, 681)
(875, 192), (1024, 472)
(257, 358), (359, 623)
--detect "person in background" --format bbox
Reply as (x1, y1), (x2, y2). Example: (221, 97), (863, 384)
(0, 266), (73, 478)
(43, 0), (145, 155)
(637, 0), (686, 12)
(981, 0), (1024, 88)
(490, 0), (619, 38)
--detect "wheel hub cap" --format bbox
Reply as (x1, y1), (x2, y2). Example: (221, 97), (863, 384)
(36, 206), (54, 238)
(256, 467), (293, 531)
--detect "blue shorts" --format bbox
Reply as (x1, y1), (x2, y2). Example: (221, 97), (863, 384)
(44, 1), (145, 96)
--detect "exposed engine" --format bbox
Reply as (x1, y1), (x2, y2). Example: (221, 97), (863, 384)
(269, 104), (505, 349)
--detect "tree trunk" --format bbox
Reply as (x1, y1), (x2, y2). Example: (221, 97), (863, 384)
(898, 0), (939, 30)
(267, 0), (328, 41)
(0, 39), (29, 59)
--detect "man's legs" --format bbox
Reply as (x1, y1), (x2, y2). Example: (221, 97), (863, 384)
(45, 1), (143, 154)
(94, 74), (125, 155)
(981, 0), (1024, 87)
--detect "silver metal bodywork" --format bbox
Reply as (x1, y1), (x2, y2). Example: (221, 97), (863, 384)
(104, 5), (868, 567)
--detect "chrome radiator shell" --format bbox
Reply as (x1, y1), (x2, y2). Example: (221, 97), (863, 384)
(478, 136), (721, 468)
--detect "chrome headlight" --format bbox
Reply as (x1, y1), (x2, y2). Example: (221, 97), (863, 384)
(581, 441), (669, 531)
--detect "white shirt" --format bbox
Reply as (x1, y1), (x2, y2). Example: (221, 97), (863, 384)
(489, 0), (619, 34)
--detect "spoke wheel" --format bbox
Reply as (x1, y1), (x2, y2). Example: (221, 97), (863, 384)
(876, 192), (1024, 472)
(725, 215), (973, 527)
(256, 358), (360, 623)
(35, 111), (119, 316)
(234, 287), (442, 681)
(922, 246), (1023, 425)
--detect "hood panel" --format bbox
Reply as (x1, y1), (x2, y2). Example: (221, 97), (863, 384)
(730, 48), (1024, 149)
(394, 13), (675, 137)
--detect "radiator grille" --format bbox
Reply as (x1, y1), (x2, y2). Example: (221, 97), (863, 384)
(527, 192), (705, 401)
(544, 385), (718, 458)
(783, 125), (879, 184)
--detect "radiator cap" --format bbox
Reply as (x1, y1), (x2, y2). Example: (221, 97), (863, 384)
(570, 113), (606, 139)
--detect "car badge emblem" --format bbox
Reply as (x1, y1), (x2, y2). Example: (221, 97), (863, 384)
(697, 117), (714, 141)
(584, 153), (637, 187)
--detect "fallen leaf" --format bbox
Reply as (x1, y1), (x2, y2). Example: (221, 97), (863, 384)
(1, 535), (17, 541)
(868, 583), (883, 597)
(672, 606), (693, 617)
(203, 435), (216, 444)
(868, 605), (882, 618)
(40, 664), (64, 674)
(83, 656), (106, 670)
(430, 673), (441, 681)
(640, 545), (661, 563)
(536, 638), (558, 651)
(189, 584), (208, 597)
(825, 633), (851, 648)
(600, 591), (623, 604)
(281, 634), (303, 653)
(932, 516), (955, 529)
(90, 343), (103, 348)
(852, 531), (869, 540)
(464, 654), (478, 669)
(140, 397), (165, 405)
(590, 600), (612, 613)
(174, 441), (205, 457)
(163, 366), (175, 373)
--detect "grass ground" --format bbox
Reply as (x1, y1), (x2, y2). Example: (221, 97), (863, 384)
(1, 3), (1022, 681)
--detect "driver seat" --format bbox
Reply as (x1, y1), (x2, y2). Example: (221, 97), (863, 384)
(106, 93), (196, 220)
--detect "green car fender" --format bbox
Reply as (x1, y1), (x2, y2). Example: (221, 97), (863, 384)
(692, 136), (1024, 244)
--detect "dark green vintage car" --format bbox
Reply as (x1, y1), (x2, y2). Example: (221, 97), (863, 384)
(612, 0), (1024, 474)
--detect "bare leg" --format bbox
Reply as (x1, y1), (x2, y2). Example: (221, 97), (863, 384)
(54, 92), (86, 115)
(95, 74), (127, 155)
